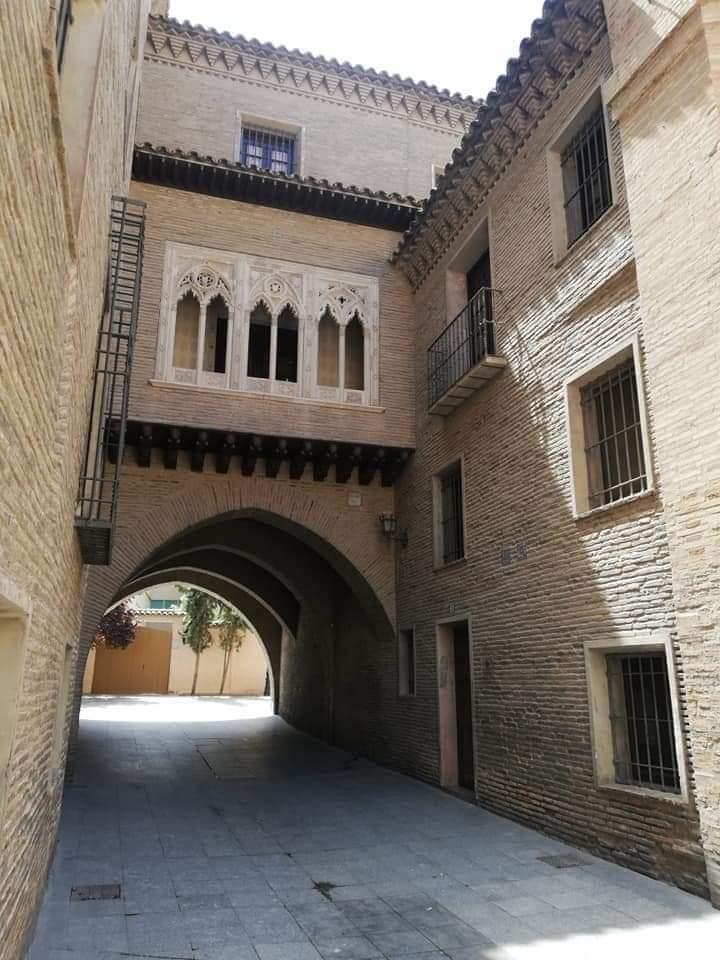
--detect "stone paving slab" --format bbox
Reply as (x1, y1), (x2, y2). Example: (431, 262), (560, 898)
(28, 696), (720, 960)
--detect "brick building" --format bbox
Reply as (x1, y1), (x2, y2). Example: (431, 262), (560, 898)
(0, 1), (718, 955)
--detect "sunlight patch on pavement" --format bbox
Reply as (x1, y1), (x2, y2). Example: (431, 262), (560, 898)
(80, 695), (273, 723)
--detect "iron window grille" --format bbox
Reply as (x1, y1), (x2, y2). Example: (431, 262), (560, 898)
(75, 196), (146, 565)
(581, 359), (647, 509)
(561, 106), (612, 245)
(439, 462), (464, 565)
(607, 652), (681, 793)
(240, 126), (296, 175)
(56, 0), (73, 71)
(427, 288), (496, 409)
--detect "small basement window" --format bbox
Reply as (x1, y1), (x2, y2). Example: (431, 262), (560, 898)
(247, 302), (272, 379)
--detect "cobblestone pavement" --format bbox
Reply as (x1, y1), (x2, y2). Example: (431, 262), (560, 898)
(29, 696), (719, 960)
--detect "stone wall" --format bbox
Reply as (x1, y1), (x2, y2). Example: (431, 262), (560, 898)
(394, 35), (709, 895)
(0, 2), (150, 956)
(605, 0), (720, 906)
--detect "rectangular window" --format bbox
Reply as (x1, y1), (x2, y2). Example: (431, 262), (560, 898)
(581, 359), (647, 509)
(561, 106), (612, 245)
(149, 599), (176, 609)
(398, 629), (416, 697)
(606, 652), (680, 793)
(437, 461), (464, 565)
(241, 126), (296, 175)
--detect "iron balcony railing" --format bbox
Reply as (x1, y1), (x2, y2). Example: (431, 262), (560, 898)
(75, 196), (146, 565)
(427, 288), (497, 409)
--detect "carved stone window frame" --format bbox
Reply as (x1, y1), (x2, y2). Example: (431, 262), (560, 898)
(157, 244), (238, 390)
(157, 242), (380, 407)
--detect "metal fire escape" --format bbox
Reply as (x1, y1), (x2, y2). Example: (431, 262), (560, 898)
(75, 196), (146, 565)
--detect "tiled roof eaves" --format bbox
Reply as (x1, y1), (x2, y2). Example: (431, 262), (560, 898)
(392, 0), (607, 283)
(132, 144), (423, 231)
(151, 15), (482, 108)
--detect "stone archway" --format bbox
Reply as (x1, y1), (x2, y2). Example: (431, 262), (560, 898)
(73, 474), (399, 769)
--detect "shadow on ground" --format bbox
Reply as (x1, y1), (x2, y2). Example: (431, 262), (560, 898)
(29, 696), (718, 960)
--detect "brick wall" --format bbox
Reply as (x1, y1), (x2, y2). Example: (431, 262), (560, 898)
(393, 36), (709, 895)
(77, 463), (402, 762)
(138, 21), (471, 198)
(128, 181), (417, 449)
(0, 2), (149, 956)
(605, 0), (720, 905)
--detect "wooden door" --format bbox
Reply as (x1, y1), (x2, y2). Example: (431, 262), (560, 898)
(453, 623), (475, 790)
(92, 626), (171, 694)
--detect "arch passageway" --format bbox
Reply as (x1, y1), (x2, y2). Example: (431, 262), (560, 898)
(79, 509), (397, 760)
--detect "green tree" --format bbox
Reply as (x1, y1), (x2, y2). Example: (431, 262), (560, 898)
(179, 588), (216, 695)
(216, 605), (249, 695)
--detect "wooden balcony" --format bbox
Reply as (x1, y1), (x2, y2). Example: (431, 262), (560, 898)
(427, 288), (506, 416)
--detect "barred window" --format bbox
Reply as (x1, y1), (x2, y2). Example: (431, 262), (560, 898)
(581, 359), (647, 509)
(438, 462), (464, 565)
(607, 652), (680, 793)
(561, 107), (612, 245)
(240, 126), (296, 175)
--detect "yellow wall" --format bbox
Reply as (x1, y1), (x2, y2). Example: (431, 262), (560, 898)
(83, 620), (268, 696)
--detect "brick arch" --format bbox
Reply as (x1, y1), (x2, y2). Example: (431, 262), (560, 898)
(81, 472), (395, 655)
(112, 565), (284, 713)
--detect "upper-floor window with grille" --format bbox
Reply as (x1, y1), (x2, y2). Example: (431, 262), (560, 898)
(606, 652), (680, 793)
(241, 126), (296, 175)
(561, 106), (612, 245)
(581, 359), (647, 509)
(436, 461), (464, 566)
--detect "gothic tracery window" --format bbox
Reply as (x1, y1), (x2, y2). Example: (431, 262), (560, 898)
(173, 291), (200, 370)
(317, 308), (340, 387)
(344, 312), (365, 391)
(247, 301), (272, 379)
(203, 295), (229, 374)
(276, 306), (299, 383)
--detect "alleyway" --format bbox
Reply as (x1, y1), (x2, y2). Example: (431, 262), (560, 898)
(30, 697), (718, 960)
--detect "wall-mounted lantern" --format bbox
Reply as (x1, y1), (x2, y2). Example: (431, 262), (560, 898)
(379, 512), (408, 547)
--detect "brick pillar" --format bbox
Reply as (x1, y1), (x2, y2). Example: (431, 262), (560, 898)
(604, 0), (720, 906)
